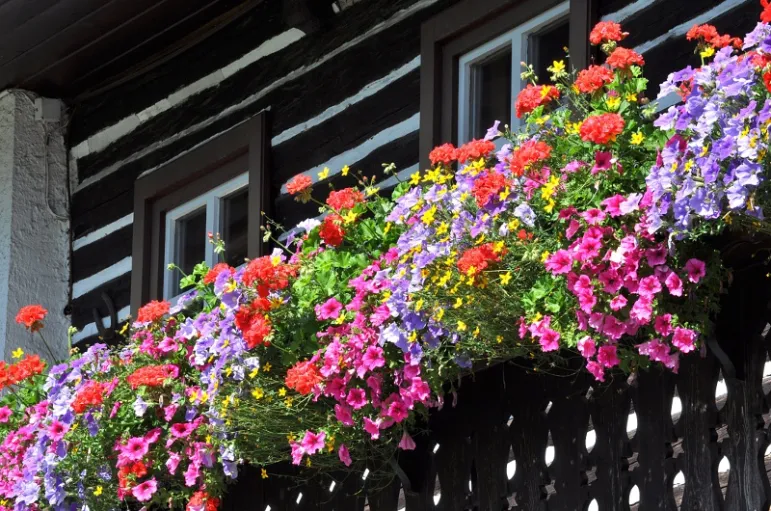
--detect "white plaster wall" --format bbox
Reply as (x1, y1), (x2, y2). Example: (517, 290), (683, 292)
(0, 90), (70, 362)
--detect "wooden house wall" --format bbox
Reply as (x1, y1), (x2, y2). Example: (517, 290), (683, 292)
(66, 0), (763, 345)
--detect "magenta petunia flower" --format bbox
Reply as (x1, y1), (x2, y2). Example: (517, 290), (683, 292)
(301, 430), (326, 455)
(672, 327), (697, 353)
(544, 250), (573, 275)
(0, 406), (12, 423)
(48, 420), (69, 441)
(121, 436), (150, 462)
(346, 388), (367, 409)
(338, 444), (352, 466)
(597, 345), (619, 368)
(665, 272), (683, 296)
(399, 431), (416, 450)
(363, 417), (382, 439)
(577, 337), (596, 359)
(315, 297), (343, 321)
(684, 258), (706, 283)
(131, 477), (158, 502)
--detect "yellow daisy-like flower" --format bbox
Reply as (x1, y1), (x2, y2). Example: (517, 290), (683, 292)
(278, 388), (287, 397)
(631, 131), (645, 145)
(343, 210), (358, 224)
(284, 397), (294, 408)
(341, 165), (350, 176)
(500, 272), (512, 285)
(626, 93), (638, 102)
(261, 468), (269, 479)
(422, 205), (437, 225)
(251, 388), (264, 400)
(457, 320), (467, 332)
(700, 46), (716, 58)
(249, 367), (259, 378)
(93, 486), (103, 497)
(453, 297), (463, 309)
(540, 251), (550, 262)
(318, 167), (330, 180)
(409, 172), (421, 186)
(11, 348), (23, 359)
(263, 363), (272, 372)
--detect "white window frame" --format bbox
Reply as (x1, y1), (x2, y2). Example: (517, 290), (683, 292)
(163, 172), (248, 299)
(457, 1), (569, 144)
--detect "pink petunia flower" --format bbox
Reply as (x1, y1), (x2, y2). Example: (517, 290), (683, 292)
(684, 259), (706, 283)
(363, 417), (382, 439)
(315, 297), (343, 320)
(544, 250), (574, 275)
(346, 388), (367, 409)
(0, 406), (12, 423)
(591, 151), (613, 174)
(665, 271), (683, 296)
(586, 361), (605, 382)
(577, 337), (596, 358)
(361, 346), (385, 372)
(48, 420), (69, 441)
(132, 478), (158, 502)
(335, 404), (354, 426)
(581, 208), (606, 225)
(654, 314), (673, 337)
(637, 276), (662, 298)
(338, 444), (352, 466)
(672, 327), (697, 353)
(539, 329), (561, 352)
(166, 452), (181, 474)
(597, 345), (620, 368)
(609, 295), (628, 311)
(399, 431), (417, 450)
(601, 194), (625, 217)
(300, 430), (326, 455)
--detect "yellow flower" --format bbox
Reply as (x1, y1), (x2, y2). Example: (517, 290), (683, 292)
(550, 60), (565, 73)
(631, 131), (645, 145)
(499, 187), (511, 201)
(249, 367), (259, 378)
(305, 457), (312, 467)
(11, 348), (23, 359)
(225, 366), (233, 377)
(264, 363), (271, 372)
(408, 330), (418, 343)
(93, 486), (103, 496)
(284, 397), (294, 408)
(500, 272), (512, 285)
(453, 297), (463, 309)
(457, 320), (467, 332)
(318, 167), (330, 180)
(700, 46), (716, 58)
(251, 388), (264, 400)
(436, 222), (449, 235)
(606, 96), (621, 110)
(422, 205), (437, 225)
(472, 325), (480, 338)
(343, 210), (358, 224)
(496, 335), (503, 344)
(119, 322), (130, 335)
(287, 433), (297, 442)
(278, 388), (287, 397)
(434, 308), (445, 321)
(261, 468), (269, 479)
(341, 165), (350, 177)
(508, 218), (520, 231)
(414, 298), (424, 311)
(409, 172), (421, 186)
(540, 251), (550, 262)
(544, 198), (556, 213)
(626, 93), (638, 102)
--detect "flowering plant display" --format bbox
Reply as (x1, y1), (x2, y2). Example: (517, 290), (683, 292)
(4, 7), (771, 511)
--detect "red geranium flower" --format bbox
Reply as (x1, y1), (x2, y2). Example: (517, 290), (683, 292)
(515, 84), (561, 118)
(580, 113), (625, 145)
(456, 139), (496, 163)
(135, 300), (170, 324)
(509, 140), (552, 177)
(472, 171), (510, 207)
(764, 0), (771, 23)
(457, 243), (506, 275)
(575, 65), (614, 94)
(15, 305), (47, 332)
(287, 174), (313, 195)
(429, 143), (457, 166)
(764, 71), (771, 93)
(319, 214), (345, 247)
(589, 21), (628, 45)
(326, 188), (365, 211)
(686, 24), (741, 49)
(606, 47), (645, 69)
(188, 491), (220, 511)
(242, 256), (297, 296)
(285, 360), (323, 395)
(72, 380), (106, 413)
(127, 365), (179, 389)
(235, 300), (273, 349)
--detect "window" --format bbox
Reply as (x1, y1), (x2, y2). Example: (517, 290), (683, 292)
(419, 0), (595, 164)
(131, 112), (270, 310)
(457, 3), (569, 143)
(163, 173), (249, 299)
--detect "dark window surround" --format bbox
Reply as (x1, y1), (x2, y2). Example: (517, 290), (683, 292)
(418, 0), (598, 168)
(131, 112), (271, 313)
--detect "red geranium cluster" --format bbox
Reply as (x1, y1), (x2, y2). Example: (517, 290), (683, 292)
(589, 21), (628, 45)
(319, 214), (345, 247)
(118, 460), (147, 497)
(509, 140), (552, 176)
(326, 188), (365, 211)
(429, 143), (457, 166)
(764, 0), (771, 22)
(575, 65), (614, 94)
(136, 300), (170, 324)
(235, 300), (273, 348)
(686, 23), (742, 49)
(515, 84), (560, 118)
(15, 305), (47, 332)
(242, 255), (297, 296)
(472, 171), (509, 207)
(71, 380), (106, 413)
(286, 174), (313, 195)
(187, 491), (220, 511)
(606, 47), (645, 70)
(126, 364), (179, 390)
(456, 139), (496, 163)
(580, 113), (625, 145)
(285, 360), (323, 395)
(457, 243), (505, 275)
(203, 263), (234, 285)
(0, 355), (46, 390)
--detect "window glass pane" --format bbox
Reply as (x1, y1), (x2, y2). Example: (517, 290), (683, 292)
(471, 47), (512, 140)
(172, 207), (206, 296)
(529, 19), (570, 85)
(221, 187), (249, 267)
